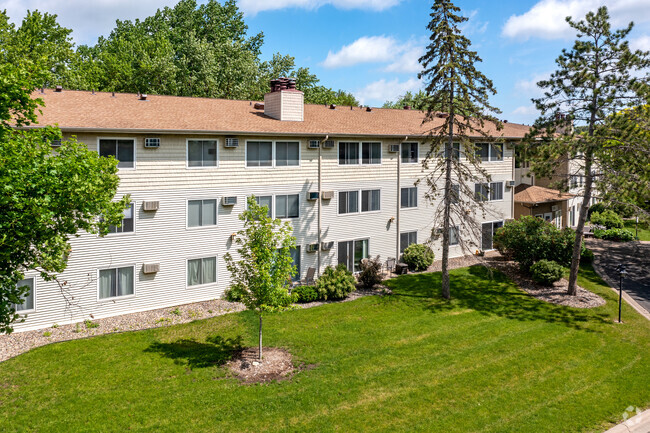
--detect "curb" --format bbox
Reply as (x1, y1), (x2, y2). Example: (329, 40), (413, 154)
(603, 409), (650, 433)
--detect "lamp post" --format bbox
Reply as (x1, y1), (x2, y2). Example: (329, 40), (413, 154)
(615, 264), (627, 323)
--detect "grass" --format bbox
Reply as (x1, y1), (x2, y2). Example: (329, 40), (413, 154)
(624, 220), (650, 241)
(1, 265), (649, 432)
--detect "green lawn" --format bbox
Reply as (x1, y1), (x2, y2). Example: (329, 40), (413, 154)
(624, 220), (650, 241)
(1, 265), (649, 433)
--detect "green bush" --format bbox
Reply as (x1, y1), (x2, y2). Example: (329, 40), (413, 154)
(291, 285), (319, 303)
(590, 210), (623, 229)
(580, 247), (594, 264)
(587, 202), (607, 220)
(530, 260), (564, 286)
(596, 228), (636, 242)
(315, 264), (356, 301)
(493, 216), (576, 272)
(358, 255), (384, 288)
(402, 244), (435, 272)
(224, 286), (244, 302)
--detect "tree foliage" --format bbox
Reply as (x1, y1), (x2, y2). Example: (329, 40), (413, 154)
(418, 0), (502, 299)
(224, 197), (295, 360)
(524, 6), (650, 295)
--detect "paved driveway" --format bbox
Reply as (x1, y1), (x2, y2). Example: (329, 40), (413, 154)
(587, 239), (650, 314)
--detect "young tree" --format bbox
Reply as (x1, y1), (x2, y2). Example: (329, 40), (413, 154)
(224, 197), (296, 361)
(418, 0), (502, 299)
(525, 6), (649, 295)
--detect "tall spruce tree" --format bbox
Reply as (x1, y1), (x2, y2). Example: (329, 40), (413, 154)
(418, 0), (502, 299)
(525, 6), (649, 295)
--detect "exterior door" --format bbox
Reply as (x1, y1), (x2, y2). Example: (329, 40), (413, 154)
(482, 221), (503, 251)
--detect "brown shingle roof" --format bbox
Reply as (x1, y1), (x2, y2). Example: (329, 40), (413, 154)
(514, 184), (575, 205)
(29, 89), (531, 138)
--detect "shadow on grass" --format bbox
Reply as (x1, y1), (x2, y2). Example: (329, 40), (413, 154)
(388, 265), (611, 331)
(145, 335), (244, 369)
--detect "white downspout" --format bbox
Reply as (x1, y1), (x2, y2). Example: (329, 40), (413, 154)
(317, 135), (328, 278)
(397, 136), (407, 259)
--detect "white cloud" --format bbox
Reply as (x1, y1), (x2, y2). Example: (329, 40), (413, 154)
(354, 77), (421, 105)
(384, 44), (424, 73)
(323, 36), (398, 68)
(459, 10), (489, 36)
(502, 0), (650, 41)
(631, 35), (650, 51)
(514, 72), (551, 97)
(238, 0), (401, 15)
(0, 0), (177, 45)
(512, 105), (538, 116)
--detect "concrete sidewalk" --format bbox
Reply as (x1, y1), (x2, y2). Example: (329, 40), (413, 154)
(604, 408), (650, 433)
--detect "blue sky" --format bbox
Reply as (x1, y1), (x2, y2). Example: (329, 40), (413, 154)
(3, 0), (650, 125)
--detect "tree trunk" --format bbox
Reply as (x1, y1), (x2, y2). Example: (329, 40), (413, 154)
(258, 315), (263, 361)
(441, 81), (454, 300)
(567, 149), (594, 295)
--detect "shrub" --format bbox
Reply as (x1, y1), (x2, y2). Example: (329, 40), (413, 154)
(291, 285), (319, 303)
(596, 228), (636, 242)
(358, 255), (384, 288)
(402, 244), (435, 272)
(315, 264), (356, 301)
(580, 247), (594, 264)
(590, 209), (623, 229)
(84, 320), (99, 329)
(587, 202), (607, 220)
(493, 216), (576, 271)
(224, 286), (244, 302)
(530, 260), (564, 286)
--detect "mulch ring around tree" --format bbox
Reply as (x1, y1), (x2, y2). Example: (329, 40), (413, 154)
(486, 256), (606, 309)
(227, 347), (313, 384)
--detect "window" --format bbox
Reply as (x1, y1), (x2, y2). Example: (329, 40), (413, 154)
(253, 195), (273, 218)
(289, 247), (301, 282)
(188, 199), (217, 227)
(400, 231), (417, 254)
(451, 184), (460, 204)
(99, 266), (134, 299)
(361, 142), (381, 164)
(276, 142), (299, 166)
(99, 139), (134, 168)
(449, 226), (459, 246)
(475, 143), (503, 162)
(339, 142), (359, 165)
(444, 143), (460, 159)
(475, 182), (503, 202)
(187, 257), (217, 287)
(401, 187), (418, 208)
(361, 189), (381, 212)
(338, 239), (369, 272)
(13, 278), (35, 312)
(187, 140), (217, 167)
(338, 190), (359, 214)
(275, 194), (299, 218)
(247, 141), (272, 167)
(402, 142), (418, 163)
(108, 203), (134, 234)
(481, 221), (503, 250)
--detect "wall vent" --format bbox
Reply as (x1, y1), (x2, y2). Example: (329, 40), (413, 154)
(551, 205), (559, 212)
(321, 241), (334, 251)
(322, 140), (335, 149)
(225, 137), (239, 148)
(307, 243), (319, 253)
(143, 201), (159, 211)
(222, 196), (237, 206)
(506, 180), (516, 188)
(308, 140), (320, 149)
(50, 139), (62, 147)
(144, 138), (160, 148)
(143, 263), (160, 274)
(321, 191), (334, 200)
(388, 144), (400, 153)
(307, 191), (319, 201)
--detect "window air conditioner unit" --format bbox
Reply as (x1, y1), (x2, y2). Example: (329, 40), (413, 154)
(321, 241), (334, 251)
(307, 243), (319, 253)
(506, 180), (516, 188)
(143, 263), (160, 274)
(551, 205), (559, 212)
(144, 138), (160, 148)
(225, 137), (239, 148)
(308, 191), (319, 201)
(322, 140), (335, 149)
(321, 190), (334, 200)
(143, 201), (159, 211)
(50, 139), (62, 147)
(222, 196), (237, 206)
(308, 140), (320, 149)
(388, 144), (400, 153)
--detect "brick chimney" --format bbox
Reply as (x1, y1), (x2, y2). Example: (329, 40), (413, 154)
(264, 77), (304, 121)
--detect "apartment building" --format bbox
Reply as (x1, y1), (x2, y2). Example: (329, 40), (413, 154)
(12, 84), (529, 331)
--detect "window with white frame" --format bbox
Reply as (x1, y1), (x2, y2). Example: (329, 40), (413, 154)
(481, 221), (503, 250)
(187, 140), (217, 167)
(188, 199), (217, 227)
(99, 266), (134, 299)
(490, 182), (504, 201)
(246, 141), (273, 167)
(275, 142), (300, 166)
(450, 226), (460, 246)
(400, 231), (417, 254)
(275, 194), (299, 218)
(361, 189), (381, 212)
(252, 195), (273, 218)
(339, 142), (359, 165)
(401, 187), (418, 208)
(475, 143), (503, 162)
(13, 278), (35, 311)
(187, 257), (217, 287)
(444, 143), (461, 159)
(361, 142), (381, 164)
(475, 182), (503, 202)
(99, 139), (134, 168)
(289, 247), (300, 282)
(402, 142), (418, 163)
(451, 184), (460, 204)
(108, 203), (135, 233)
(338, 239), (369, 272)
(338, 190), (359, 214)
